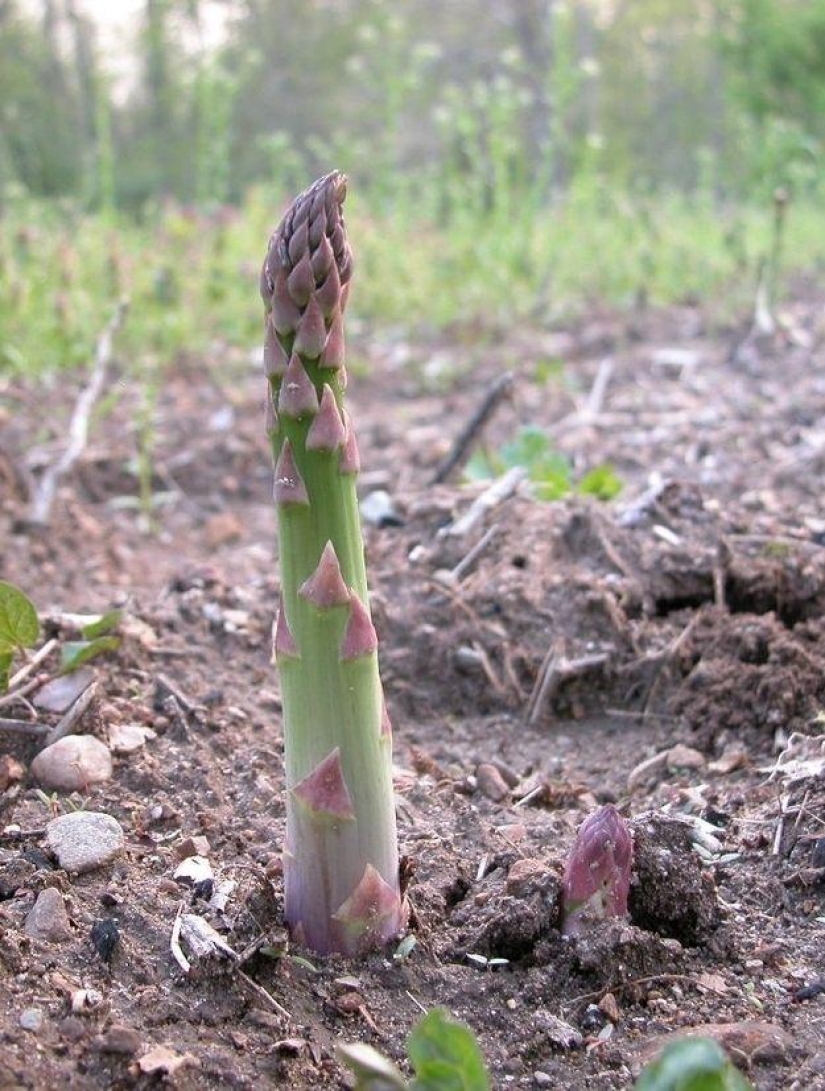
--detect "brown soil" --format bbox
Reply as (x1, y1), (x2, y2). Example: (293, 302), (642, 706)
(1, 291), (824, 1089)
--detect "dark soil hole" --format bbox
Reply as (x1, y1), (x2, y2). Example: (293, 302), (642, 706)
(726, 575), (812, 627)
(654, 590), (713, 617)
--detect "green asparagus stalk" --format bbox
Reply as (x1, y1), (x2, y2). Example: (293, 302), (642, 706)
(260, 172), (404, 956)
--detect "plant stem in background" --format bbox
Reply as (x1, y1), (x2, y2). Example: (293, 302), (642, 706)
(260, 172), (404, 956)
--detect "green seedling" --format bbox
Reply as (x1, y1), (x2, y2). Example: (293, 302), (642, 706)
(466, 426), (622, 502)
(339, 1007), (490, 1091)
(634, 1037), (753, 1090)
(59, 609), (122, 674)
(260, 173), (404, 956)
(0, 581), (39, 692)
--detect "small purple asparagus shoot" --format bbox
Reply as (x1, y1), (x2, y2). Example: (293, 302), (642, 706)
(260, 173), (404, 956)
(561, 804), (633, 936)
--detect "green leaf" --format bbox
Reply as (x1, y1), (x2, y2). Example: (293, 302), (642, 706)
(0, 650), (12, 694)
(634, 1038), (754, 1091)
(498, 428), (572, 500)
(80, 609), (122, 639)
(578, 463), (623, 501)
(0, 581), (39, 652)
(408, 1009), (489, 1091)
(337, 1043), (407, 1090)
(463, 450), (500, 482)
(60, 636), (120, 673)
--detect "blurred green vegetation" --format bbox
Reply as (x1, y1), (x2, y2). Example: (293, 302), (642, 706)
(1, 0), (824, 376)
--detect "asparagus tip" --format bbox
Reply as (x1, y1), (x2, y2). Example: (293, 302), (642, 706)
(561, 804), (633, 935)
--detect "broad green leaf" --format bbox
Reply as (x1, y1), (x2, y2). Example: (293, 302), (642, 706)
(60, 636), (120, 674)
(0, 650), (12, 694)
(338, 1042), (407, 1090)
(635, 1038), (753, 1091)
(408, 1009), (489, 1091)
(0, 581), (39, 652)
(81, 609), (122, 639)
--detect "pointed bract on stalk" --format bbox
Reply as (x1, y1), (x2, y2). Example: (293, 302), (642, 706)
(261, 173), (405, 957)
(561, 804), (633, 936)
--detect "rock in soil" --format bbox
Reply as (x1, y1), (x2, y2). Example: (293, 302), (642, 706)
(30, 735), (113, 791)
(23, 886), (72, 942)
(108, 722), (155, 755)
(33, 669), (95, 713)
(45, 811), (125, 874)
(629, 812), (721, 945)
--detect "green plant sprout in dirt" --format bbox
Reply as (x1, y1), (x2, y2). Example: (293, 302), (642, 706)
(339, 1007), (490, 1091)
(465, 425), (623, 502)
(0, 581), (39, 692)
(0, 580), (121, 693)
(338, 1009), (751, 1091)
(635, 1038), (753, 1091)
(260, 172), (404, 956)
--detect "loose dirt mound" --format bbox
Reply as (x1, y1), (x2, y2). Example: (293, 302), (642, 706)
(1, 297), (823, 1088)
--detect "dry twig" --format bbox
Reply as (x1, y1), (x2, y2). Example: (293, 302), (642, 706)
(430, 372), (514, 485)
(24, 300), (128, 528)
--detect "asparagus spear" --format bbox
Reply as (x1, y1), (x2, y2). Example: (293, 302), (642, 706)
(561, 804), (633, 935)
(260, 172), (404, 956)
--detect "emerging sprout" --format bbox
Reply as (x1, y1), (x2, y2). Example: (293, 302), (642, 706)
(561, 804), (633, 935)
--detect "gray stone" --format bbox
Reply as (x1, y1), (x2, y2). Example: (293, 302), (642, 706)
(19, 1008), (44, 1032)
(33, 669), (95, 713)
(24, 887), (71, 942)
(108, 722), (155, 755)
(45, 811), (125, 874)
(31, 735), (113, 792)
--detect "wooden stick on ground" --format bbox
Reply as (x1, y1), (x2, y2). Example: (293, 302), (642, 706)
(24, 300), (129, 528)
(429, 371), (514, 485)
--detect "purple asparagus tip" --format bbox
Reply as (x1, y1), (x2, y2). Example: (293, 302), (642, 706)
(561, 804), (633, 936)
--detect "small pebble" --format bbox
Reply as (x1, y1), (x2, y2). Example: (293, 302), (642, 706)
(24, 887), (71, 942)
(665, 743), (706, 771)
(33, 669), (95, 713)
(204, 511), (243, 547)
(46, 811), (125, 874)
(19, 1008), (44, 1032)
(534, 1072), (552, 1086)
(92, 1024), (141, 1054)
(476, 763), (510, 802)
(174, 855), (213, 887)
(57, 1016), (87, 1042)
(108, 722), (155, 755)
(506, 858), (547, 895)
(71, 988), (104, 1014)
(31, 735), (113, 792)
(360, 490), (402, 527)
(0, 755), (25, 791)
